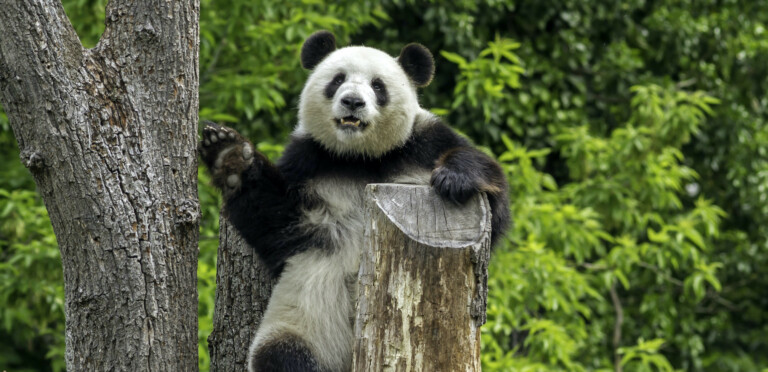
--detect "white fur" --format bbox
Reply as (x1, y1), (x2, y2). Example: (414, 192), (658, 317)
(248, 177), (367, 371)
(298, 46), (423, 157)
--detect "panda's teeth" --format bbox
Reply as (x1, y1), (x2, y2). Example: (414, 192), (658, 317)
(339, 118), (361, 127)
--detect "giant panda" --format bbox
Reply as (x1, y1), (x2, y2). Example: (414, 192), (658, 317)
(199, 31), (510, 372)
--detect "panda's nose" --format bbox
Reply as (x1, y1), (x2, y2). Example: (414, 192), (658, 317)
(341, 96), (366, 110)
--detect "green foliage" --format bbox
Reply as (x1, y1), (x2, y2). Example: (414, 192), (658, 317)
(2, 0), (768, 371)
(441, 37), (525, 124)
(61, 0), (107, 47)
(480, 84), (727, 371)
(619, 338), (675, 372)
(197, 169), (220, 370)
(0, 189), (65, 372)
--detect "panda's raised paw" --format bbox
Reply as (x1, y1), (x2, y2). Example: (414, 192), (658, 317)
(199, 122), (255, 192)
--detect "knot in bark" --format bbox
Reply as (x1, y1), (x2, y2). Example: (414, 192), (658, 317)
(175, 198), (199, 225)
(20, 149), (45, 170)
(136, 22), (158, 41)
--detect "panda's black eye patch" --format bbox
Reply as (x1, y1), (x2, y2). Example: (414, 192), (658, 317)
(371, 78), (388, 107)
(324, 73), (346, 99)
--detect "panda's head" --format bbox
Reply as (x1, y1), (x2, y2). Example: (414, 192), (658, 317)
(297, 31), (434, 157)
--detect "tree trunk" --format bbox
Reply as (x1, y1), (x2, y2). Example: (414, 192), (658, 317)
(353, 184), (491, 372)
(0, 0), (200, 370)
(207, 216), (275, 371)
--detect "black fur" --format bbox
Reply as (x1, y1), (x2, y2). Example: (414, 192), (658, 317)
(324, 73), (345, 100)
(301, 31), (337, 70)
(372, 78), (388, 107)
(250, 335), (324, 372)
(224, 158), (321, 276)
(398, 43), (435, 87)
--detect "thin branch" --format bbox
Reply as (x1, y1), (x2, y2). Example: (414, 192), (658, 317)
(609, 280), (624, 372)
(201, 38), (228, 85)
(638, 262), (740, 311)
(706, 290), (739, 312)
(578, 262), (608, 271)
(637, 262), (684, 286)
(675, 78), (698, 89)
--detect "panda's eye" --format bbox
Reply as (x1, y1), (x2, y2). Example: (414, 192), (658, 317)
(372, 79), (384, 91)
(332, 74), (346, 85)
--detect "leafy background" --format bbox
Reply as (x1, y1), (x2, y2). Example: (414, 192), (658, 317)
(1, 0), (767, 371)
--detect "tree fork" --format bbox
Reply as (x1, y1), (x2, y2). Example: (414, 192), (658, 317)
(353, 184), (491, 371)
(0, 0), (200, 370)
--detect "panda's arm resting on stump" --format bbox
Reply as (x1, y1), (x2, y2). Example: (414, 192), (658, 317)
(437, 148), (509, 245)
(409, 122), (510, 244)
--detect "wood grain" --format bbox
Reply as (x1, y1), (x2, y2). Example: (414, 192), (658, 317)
(353, 184), (491, 372)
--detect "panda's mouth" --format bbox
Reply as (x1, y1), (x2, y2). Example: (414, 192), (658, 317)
(336, 116), (368, 131)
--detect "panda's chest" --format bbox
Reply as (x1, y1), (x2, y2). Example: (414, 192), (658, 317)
(301, 176), (369, 269)
(300, 166), (431, 265)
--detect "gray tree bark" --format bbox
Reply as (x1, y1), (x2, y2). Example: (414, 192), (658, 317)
(353, 184), (491, 372)
(0, 0), (200, 370)
(207, 216), (275, 371)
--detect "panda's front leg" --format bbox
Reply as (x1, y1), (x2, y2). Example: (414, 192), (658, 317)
(199, 122), (306, 275)
(431, 147), (510, 244)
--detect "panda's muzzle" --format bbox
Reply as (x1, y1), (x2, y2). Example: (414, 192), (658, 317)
(337, 116), (368, 130)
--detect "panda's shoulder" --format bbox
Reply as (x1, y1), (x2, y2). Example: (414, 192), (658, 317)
(412, 114), (468, 145)
(396, 111), (470, 166)
(277, 134), (326, 185)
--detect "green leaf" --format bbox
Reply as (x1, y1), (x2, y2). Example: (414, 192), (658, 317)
(440, 51), (468, 68)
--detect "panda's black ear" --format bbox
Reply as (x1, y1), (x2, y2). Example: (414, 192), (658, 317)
(301, 31), (337, 70)
(398, 43), (435, 87)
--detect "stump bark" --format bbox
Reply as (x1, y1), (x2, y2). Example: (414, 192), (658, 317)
(353, 184), (491, 372)
(208, 216), (275, 371)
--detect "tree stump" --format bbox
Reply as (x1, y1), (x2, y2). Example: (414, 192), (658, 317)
(353, 184), (491, 372)
(208, 216), (275, 371)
